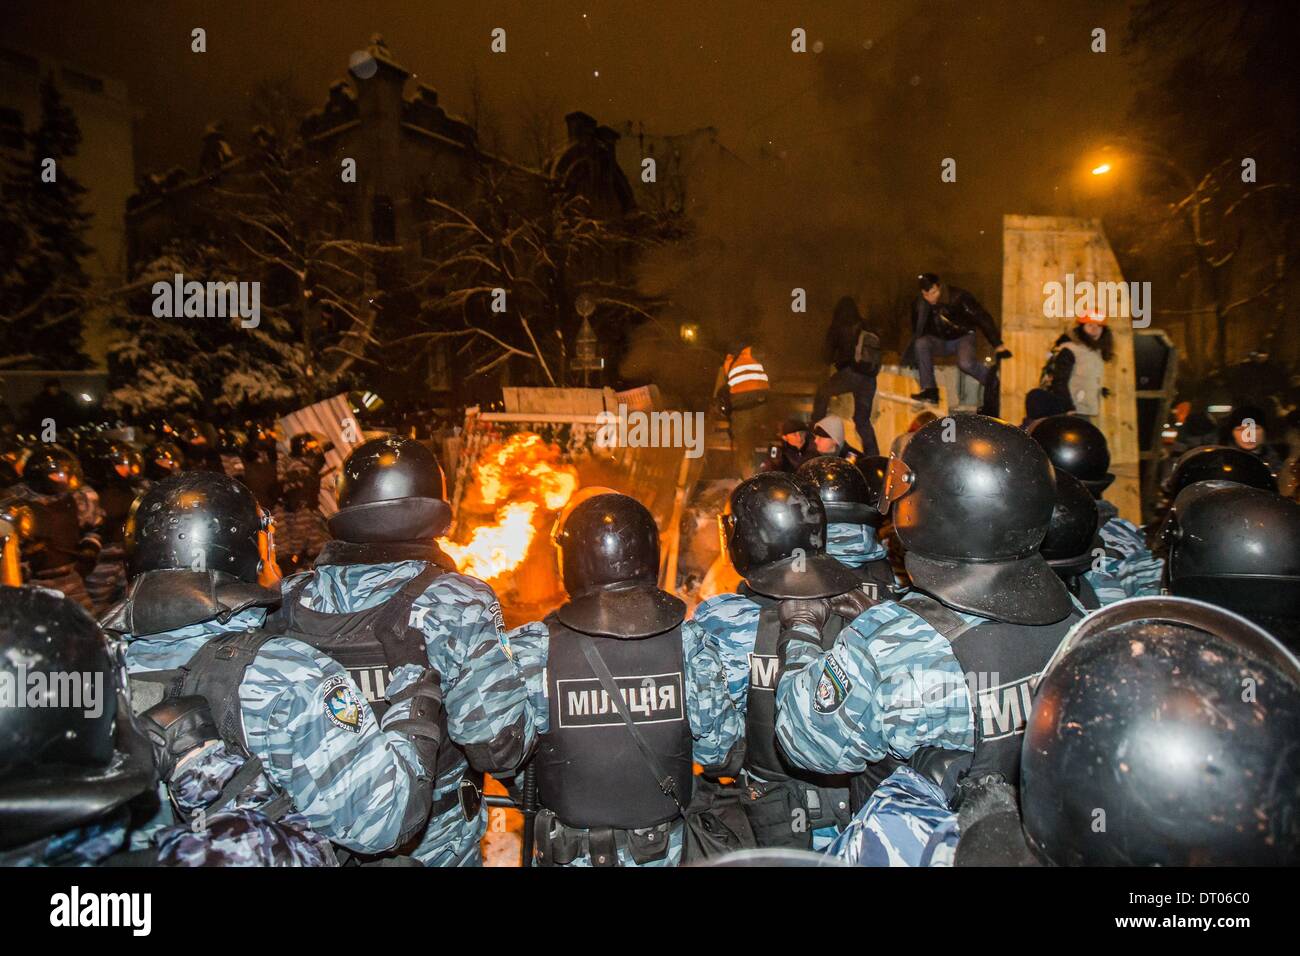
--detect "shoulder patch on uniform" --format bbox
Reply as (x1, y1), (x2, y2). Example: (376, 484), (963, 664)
(321, 674), (368, 734)
(814, 654), (852, 714)
(488, 599), (506, 635)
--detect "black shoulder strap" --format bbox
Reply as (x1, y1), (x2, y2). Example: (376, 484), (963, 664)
(901, 593), (979, 644)
(170, 628), (293, 821)
(273, 576), (315, 631)
(577, 634), (686, 817)
(176, 630), (282, 755)
(373, 564), (444, 636)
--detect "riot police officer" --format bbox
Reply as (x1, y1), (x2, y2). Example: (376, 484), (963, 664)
(273, 431), (330, 573)
(1021, 596), (1300, 865)
(81, 438), (146, 612)
(145, 438), (185, 482)
(0, 586), (158, 866)
(1162, 481), (1300, 649)
(102, 471), (441, 863)
(506, 490), (742, 866)
(279, 435), (537, 866)
(796, 455), (900, 602)
(775, 414), (1084, 866)
(0, 444), (100, 609)
(1040, 468), (1103, 608)
(1030, 414), (1162, 599)
(1163, 443), (1279, 499)
(687, 471), (866, 850)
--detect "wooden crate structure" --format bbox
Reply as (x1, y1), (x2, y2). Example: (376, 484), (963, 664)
(1000, 215), (1142, 523)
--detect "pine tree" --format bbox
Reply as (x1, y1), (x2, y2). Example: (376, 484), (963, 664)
(104, 239), (301, 419)
(0, 73), (92, 369)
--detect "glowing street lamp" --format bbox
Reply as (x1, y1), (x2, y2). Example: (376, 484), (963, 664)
(1091, 162), (1111, 176)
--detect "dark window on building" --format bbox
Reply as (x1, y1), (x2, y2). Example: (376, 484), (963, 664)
(62, 67), (105, 94)
(372, 195), (396, 244)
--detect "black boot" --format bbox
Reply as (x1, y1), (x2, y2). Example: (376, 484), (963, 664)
(911, 387), (940, 404)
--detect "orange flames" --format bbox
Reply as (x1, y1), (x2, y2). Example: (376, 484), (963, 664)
(440, 433), (579, 583)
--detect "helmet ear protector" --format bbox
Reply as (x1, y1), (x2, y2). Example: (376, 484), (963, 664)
(879, 454), (916, 516)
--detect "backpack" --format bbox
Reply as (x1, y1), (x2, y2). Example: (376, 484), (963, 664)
(852, 328), (882, 374)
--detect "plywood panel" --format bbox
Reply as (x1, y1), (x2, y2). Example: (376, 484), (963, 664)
(1000, 215), (1141, 522)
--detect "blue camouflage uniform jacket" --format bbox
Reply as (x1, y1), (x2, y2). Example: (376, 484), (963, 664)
(1083, 499), (1164, 604)
(123, 607), (427, 861)
(287, 559), (537, 867)
(688, 585), (864, 849)
(826, 765), (959, 867)
(775, 600), (979, 867)
(775, 600), (979, 776)
(507, 617), (744, 867)
(0, 811), (135, 867)
(826, 521), (890, 569)
(779, 595), (1087, 866)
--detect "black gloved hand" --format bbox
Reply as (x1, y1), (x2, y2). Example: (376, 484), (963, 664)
(995, 347), (1013, 361)
(139, 695), (219, 780)
(778, 597), (833, 639)
(830, 586), (876, 621)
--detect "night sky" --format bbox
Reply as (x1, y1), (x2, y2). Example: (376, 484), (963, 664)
(4, 0), (1142, 374)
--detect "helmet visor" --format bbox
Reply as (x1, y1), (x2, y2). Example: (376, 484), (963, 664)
(878, 454), (916, 516)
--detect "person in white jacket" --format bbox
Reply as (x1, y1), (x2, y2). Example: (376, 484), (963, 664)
(1043, 312), (1113, 419)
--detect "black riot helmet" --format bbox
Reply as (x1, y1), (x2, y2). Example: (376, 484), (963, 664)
(124, 471), (266, 582)
(856, 455), (888, 509)
(83, 438), (144, 487)
(0, 586), (156, 852)
(1164, 444), (1278, 498)
(146, 439), (185, 482)
(1029, 415), (1114, 497)
(1021, 596), (1300, 866)
(881, 413), (1071, 625)
(0, 438), (27, 486)
(797, 455), (879, 526)
(1164, 482), (1300, 646)
(1039, 468), (1100, 577)
(552, 490), (685, 638)
(328, 436), (451, 543)
(20, 444), (83, 496)
(719, 472), (858, 599)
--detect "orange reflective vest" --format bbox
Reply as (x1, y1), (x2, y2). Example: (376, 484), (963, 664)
(723, 347), (770, 396)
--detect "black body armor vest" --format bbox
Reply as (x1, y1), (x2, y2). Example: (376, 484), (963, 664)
(536, 613), (693, 831)
(99, 483), (139, 547)
(850, 557), (901, 603)
(741, 594), (853, 845)
(896, 592), (1080, 805)
(24, 493), (82, 574)
(273, 566), (441, 719)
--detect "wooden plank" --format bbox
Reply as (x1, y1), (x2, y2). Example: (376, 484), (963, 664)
(999, 215), (1142, 523)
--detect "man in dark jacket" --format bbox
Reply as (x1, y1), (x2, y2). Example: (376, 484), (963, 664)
(813, 296), (881, 457)
(903, 274), (1010, 404)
